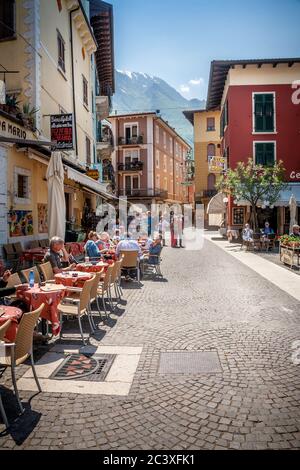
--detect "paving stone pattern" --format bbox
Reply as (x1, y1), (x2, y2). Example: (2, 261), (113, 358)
(1, 240), (300, 449)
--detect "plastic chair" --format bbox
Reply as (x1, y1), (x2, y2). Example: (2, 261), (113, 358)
(6, 272), (22, 288)
(0, 305), (44, 415)
(97, 265), (114, 318)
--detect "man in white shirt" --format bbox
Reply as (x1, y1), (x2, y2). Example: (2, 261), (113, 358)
(116, 232), (142, 258)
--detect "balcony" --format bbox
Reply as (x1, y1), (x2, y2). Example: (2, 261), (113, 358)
(118, 135), (144, 146)
(96, 95), (112, 120)
(118, 161), (144, 172)
(96, 135), (113, 152)
(118, 188), (168, 199)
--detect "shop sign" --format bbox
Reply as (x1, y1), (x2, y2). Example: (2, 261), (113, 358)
(208, 156), (226, 173)
(50, 113), (73, 150)
(290, 170), (300, 180)
(86, 168), (99, 180)
(0, 117), (27, 140)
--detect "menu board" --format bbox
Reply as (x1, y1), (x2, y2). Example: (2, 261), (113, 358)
(232, 207), (245, 225)
(50, 113), (73, 150)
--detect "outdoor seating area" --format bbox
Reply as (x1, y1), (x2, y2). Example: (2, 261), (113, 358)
(0, 231), (165, 430)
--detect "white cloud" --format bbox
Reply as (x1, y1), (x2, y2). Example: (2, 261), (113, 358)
(180, 84), (190, 93)
(189, 78), (204, 86)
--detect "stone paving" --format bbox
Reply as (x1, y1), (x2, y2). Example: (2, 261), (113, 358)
(1, 239), (300, 450)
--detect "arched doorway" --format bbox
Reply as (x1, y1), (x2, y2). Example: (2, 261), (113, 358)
(207, 173), (216, 190)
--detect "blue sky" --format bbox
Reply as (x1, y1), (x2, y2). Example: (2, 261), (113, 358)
(109, 0), (300, 101)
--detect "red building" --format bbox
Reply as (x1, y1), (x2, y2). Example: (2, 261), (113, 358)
(206, 58), (300, 233)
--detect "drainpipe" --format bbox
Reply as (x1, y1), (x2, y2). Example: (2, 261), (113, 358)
(69, 6), (79, 156)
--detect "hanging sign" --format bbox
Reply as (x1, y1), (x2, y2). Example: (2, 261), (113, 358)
(86, 168), (99, 180)
(50, 113), (73, 150)
(208, 156), (226, 173)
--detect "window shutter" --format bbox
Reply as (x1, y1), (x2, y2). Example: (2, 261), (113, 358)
(265, 143), (275, 166)
(255, 142), (265, 164)
(254, 95), (264, 132)
(264, 94), (274, 132)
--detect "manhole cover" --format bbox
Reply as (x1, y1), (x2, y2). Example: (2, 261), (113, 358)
(158, 351), (222, 374)
(50, 353), (116, 382)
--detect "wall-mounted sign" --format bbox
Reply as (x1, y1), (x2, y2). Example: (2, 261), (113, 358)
(50, 113), (73, 150)
(208, 156), (226, 173)
(0, 117), (27, 140)
(86, 169), (99, 180)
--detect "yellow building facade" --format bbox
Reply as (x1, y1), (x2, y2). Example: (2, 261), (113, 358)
(0, 0), (108, 251)
(184, 109), (221, 226)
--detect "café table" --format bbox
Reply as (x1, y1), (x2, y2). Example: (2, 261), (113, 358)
(54, 271), (93, 287)
(0, 306), (23, 342)
(16, 283), (66, 336)
(76, 262), (108, 273)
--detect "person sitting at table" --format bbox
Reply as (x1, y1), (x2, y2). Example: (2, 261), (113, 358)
(0, 270), (28, 311)
(43, 236), (76, 274)
(242, 223), (253, 242)
(84, 231), (102, 260)
(290, 224), (300, 238)
(116, 232), (142, 280)
(147, 236), (163, 265)
(97, 232), (113, 251)
(262, 221), (274, 236)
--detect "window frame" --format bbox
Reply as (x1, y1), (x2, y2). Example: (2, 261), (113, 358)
(86, 135), (91, 165)
(0, 0), (16, 42)
(252, 92), (277, 134)
(206, 117), (215, 132)
(14, 166), (31, 205)
(253, 140), (276, 166)
(82, 75), (89, 108)
(57, 29), (66, 73)
(155, 149), (160, 169)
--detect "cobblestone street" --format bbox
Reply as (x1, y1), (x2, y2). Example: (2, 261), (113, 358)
(1, 239), (300, 450)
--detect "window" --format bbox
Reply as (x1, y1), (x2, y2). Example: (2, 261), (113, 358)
(207, 173), (216, 190)
(232, 207), (245, 226)
(163, 131), (166, 148)
(169, 137), (173, 154)
(156, 150), (160, 168)
(164, 177), (168, 191)
(207, 117), (215, 131)
(207, 143), (215, 160)
(220, 101), (228, 137)
(156, 175), (160, 189)
(253, 93), (275, 132)
(86, 136), (91, 165)
(125, 124), (138, 143)
(156, 125), (159, 144)
(57, 30), (65, 72)
(254, 142), (275, 166)
(132, 176), (139, 189)
(163, 154), (167, 172)
(83, 75), (88, 107)
(14, 167), (31, 204)
(0, 0), (15, 41)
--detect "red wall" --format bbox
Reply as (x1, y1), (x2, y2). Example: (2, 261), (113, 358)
(222, 84), (300, 181)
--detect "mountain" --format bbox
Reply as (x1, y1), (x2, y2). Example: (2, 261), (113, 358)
(112, 70), (206, 146)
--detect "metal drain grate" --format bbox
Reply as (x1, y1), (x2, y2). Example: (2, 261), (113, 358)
(158, 351), (222, 374)
(50, 353), (116, 382)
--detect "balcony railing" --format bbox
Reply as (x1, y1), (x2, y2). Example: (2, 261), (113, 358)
(118, 161), (144, 171)
(118, 188), (168, 198)
(118, 136), (144, 145)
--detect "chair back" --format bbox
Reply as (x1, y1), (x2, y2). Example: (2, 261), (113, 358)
(102, 265), (113, 290)
(119, 250), (139, 268)
(90, 271), (103, 300)
(39, 261), (54, 281)
(39, 239), (48, 248)
(3, 243), (15, 255)
(115, 259), (122, 280)
(13, 242), (23, 254)
(30, 240), (39, 249)
(0, 319), (12, 341)
(267, 233), (276, 240)
(253, 233), (261, 240)
(110, 262), (118, 284)
(22, 266), (41, 284)
(14, 304), (44, 362)
(79, 276), (95, 312)
(6, 272), (22, 288)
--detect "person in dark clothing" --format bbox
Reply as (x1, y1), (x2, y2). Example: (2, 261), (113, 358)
(0, 270), (27, 311)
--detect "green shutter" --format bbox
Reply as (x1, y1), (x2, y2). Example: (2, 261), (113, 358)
(265, 142), (275, 166)
(255, 143), (265, 164)
(254, 94), (275, 132)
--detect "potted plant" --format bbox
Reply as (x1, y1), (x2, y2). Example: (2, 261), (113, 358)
(19, 102), (39, 129)
(0, 94), (20, 115)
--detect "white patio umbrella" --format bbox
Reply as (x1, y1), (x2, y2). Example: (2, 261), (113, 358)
(46, 151), (66, 240)
(289, 194), (297, 235)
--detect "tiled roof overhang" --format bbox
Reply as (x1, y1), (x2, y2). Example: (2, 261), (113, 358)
(206, 58), (300, 110)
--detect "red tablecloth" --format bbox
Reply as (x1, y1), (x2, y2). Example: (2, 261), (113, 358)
(76, 263), (107, 273)
(16, 284), (66, 335)
(0, 306), (23, 342)
(54, 272), (93, 287)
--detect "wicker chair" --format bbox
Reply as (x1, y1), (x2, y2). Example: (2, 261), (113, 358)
(21, 266), (41, 284)
(39, 261), (54, 282)
(97, 265), (113, 318)
(6, 272), (22, 288)
(0, 320), (12, 428)
(29, 240), (39, 249)
(58, 276), (95, 345)
(0, 305), (44, 415)
(119, 250), (141, 283)
(88, 271), (104, 326)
